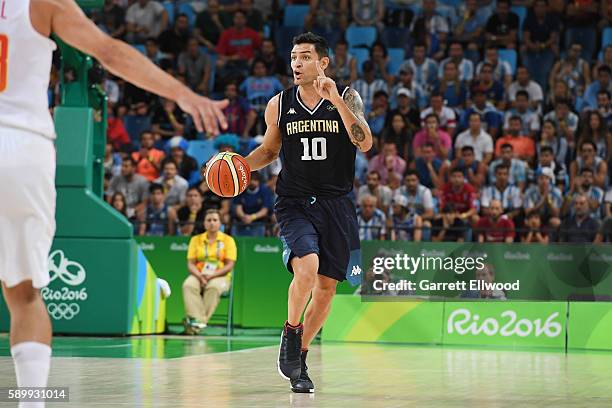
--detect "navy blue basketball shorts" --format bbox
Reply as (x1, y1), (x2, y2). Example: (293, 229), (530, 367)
(275, 195), (361, 283)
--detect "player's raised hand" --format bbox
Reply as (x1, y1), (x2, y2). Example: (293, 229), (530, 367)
(313, 60), (340, 103)
(177, 91), (229, 136)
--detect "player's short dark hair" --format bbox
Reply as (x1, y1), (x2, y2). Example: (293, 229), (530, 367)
(292, 32), (329, 58)
(515, 90), (530, 100)
(540, 146), (554, 155)
(149, 183), (164, 194)
(495, 163), (510, 173)
(501, 143), (513, 150)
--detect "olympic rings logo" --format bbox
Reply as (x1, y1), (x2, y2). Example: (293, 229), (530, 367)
(47, 303), (80, 320)
(48, 250), (86, 286)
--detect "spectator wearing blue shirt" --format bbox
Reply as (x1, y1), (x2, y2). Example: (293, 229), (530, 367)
(366, 90), (389, 137)
(453, 0), (488, 59)
(410, 143), (443, 190)
(460, 89), (503, 139)
(240, 59), (284, 121)
(472, 62), (506, 110)
(356, 195), (386, 240)
(582, 65), (612, 112)
(139, 183), (170, 236)
(439, 41), (475, 82)
(400, 43), (438, 96)
(232, 171), (273, 236)
(476, 48), (513, 88)
(481, 164), (523, 222)
(435, 61), (468, 111)
(489, 144), (528, 191)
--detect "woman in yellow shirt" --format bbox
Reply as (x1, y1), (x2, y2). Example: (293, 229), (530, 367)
(182, 209), (237, 334)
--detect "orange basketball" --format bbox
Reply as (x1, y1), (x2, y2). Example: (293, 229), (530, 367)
(205, 152), (251, 197)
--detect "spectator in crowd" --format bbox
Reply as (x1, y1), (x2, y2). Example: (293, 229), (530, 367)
(495, 116), (536, 163)
(413, 113), (452, 160)
(351, 0), (384, 30)
(157, 13), (191, 60)
(577, 111), (611, 161)
(356, 195), (387, 240)
(411, 143), (444, 190)
(391, 67), (427, 110)
(155, 159), (188, 207)
(559, 194), (600, 243)
(472, 62), (506, 110)
(435, 61), (468, 110)
(432, 204), (466, 242)
(442, 145), (487, 189)
(151, 98), (186, 138)
(536, 120), (569, 166)
(437, 167), (478, 240)
(549, 43), (591, 99)
(521, 212), (549, 243)
(453, 0), (487, 52)
(162, 136), (198, 183)
(397, 169), (434, 238)
(183, 209), (237, 334)
(508, 66), (544, 111)
(570, 141), (608, 189)
(489, 144), (527, 191)
(454, 112), (494, 164)
(460, 88), (503, 138)
(386, 87), (421, 136)
(439, 41), (474, 82)
(401, 43), (439, 95)
(476, 199), (516, 243)
(531, 145), (569, 192)
(481, 163), (523, 221)
(367, 91), (390, 137)
(368, 142), (407, 184)
(484, 0), (519, 50)
(545, 79), (574, 113)
(328, 39), (358, 88)
(232, 172), (273, 236)
(370, 42), (395, 84)
(522, 0), (560, 90)
(582, 65), (612, 111)
(564, 167), (605, 220)
(138, 183), (171, 236)
(380, 112), (412, 160)
(132, 131), (165, 181)
(390, 195), (423, 242)
(592, 90), (612, 127)
(107, 157), (150, 216)
(97, 0), (127, 39)
(171, 187), (206, 236)
(461, 264), (507, 299)
(104, 141), (123, 178)
(238, 0), (265, 33)
(476, 47), (513, 88)
(543, 99), (579, 148)
(194, 0), (230, 49)
(110, 192), (130, 219)
(411, 0), (450, 60)
(222, 82), (257, 137)
(504, 90), (540, 137)
(420, 93), (457, 133)
(358, 171), (393, 213)
(107, 106), (131, 150)
(178, 38), (211, 94)
(216, 10), (262, 77)
(143, 38), (163, 65)
(258, 39), (289, 81)
(524, 167), (562, 228)
(306, 0), (349, 32)
(595, 216), (612, 243)
(125, 0), (168, 44)
(351, 60), (389, 116)
(240, 59), (284, 124)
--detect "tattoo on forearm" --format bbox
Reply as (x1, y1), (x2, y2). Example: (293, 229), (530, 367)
(351, 123), (365, 142)
(344, 89), (370, 148)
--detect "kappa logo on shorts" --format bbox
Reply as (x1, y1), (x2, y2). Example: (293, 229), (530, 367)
(350, 265), (362, 276)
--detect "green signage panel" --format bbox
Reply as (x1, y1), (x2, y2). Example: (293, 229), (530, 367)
(568, 302), (612, 351)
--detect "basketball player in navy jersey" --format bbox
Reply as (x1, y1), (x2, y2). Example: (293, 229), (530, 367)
(243, 32), (373, 393)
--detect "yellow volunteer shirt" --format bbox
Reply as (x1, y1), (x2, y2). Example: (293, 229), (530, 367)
(187, 231), (237, 282)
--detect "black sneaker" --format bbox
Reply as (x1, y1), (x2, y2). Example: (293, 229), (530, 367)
(277, 322), (303, 381)
(291, 350), (315, 393)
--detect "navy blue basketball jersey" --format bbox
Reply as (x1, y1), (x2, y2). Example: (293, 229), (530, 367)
(276, 84), (356, 198)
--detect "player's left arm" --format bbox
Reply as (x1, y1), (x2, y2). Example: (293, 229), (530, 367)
(314, 62), (373, 152)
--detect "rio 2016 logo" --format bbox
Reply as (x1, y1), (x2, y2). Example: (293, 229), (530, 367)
(41, 250), (88, 321)
(447, 308), (562, 338)
(237, 164), (248, 190)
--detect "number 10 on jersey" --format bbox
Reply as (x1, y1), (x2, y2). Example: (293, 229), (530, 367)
(0, 35), (7, 93)
(300, 137), (327, 161)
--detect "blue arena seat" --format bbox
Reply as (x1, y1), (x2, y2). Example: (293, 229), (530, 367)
(388, 48), (406, 76)
(177, 3), (196, 27)
(603, 28), (612, 48)
(162, 1), (175, 25)
(511, 6), (526, 40)
(283, 5), (310, 27)
(346, 26), (377, 49)
(350, 48), (371, 75)
(498, 49), (517, 75)
(123, 115), (152, 145)
(133, 44), (146, 55)
(187, 140), (219, 168)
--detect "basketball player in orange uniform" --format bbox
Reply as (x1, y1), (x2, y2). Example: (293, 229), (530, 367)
(0, 1), (226, 405)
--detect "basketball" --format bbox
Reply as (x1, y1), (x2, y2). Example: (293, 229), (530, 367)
(205, 152), (251, 197)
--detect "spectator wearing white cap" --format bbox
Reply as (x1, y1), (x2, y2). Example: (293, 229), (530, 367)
(386, 87), (421, 136)
(161, 136), (199, 184)
(390, 194), (423, 242)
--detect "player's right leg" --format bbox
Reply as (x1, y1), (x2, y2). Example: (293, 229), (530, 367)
(0, 129), (56, 407)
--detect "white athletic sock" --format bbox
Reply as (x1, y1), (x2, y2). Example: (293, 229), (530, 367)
(11, 342), (51, 408)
